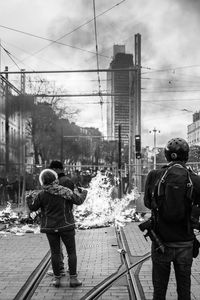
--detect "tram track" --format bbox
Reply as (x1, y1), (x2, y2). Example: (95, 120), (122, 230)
(5, 225), (151, 300)
(81, 226), (151, 300)
(13, 250), (51, 300)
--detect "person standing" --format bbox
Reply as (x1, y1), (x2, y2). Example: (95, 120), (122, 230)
(48, 160), (76, 277)
(26, 168), (87, 288)
(144, 137), (200, 300)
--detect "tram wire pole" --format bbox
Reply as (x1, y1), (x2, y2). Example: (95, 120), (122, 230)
(118, 124), (122, 199)
(149, 128), (160, 170)
(5, 66), (9, 180)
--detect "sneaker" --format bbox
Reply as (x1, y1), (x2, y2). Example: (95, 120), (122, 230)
(52, 277), (60, 288)
(60, 269), (66, 276)
(70, 275), (82, 287)
(47, 270), (54, 276)
(47, 269), (66, 277)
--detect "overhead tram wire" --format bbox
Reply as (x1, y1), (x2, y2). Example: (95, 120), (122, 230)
(0, 44), (21, 70)
(28, 0), (126, 58)
(0, 24), (107, 59)
(0, 1), (126, 60)
(93, 0), (104, 126)
(0, 68), (137, 74)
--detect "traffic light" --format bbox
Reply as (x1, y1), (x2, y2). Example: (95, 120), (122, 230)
(136, 152), (142, 159)
(135, 134), (141, 159)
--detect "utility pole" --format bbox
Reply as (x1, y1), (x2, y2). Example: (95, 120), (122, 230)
(149, 128), (160, 170)
(20, 69), (26, 207)
(128, 34), (141, 192)
(128, 66), (136, 191)
(60, 126), (64, 163)
(20, 69), (26, 173)
(118, 124), (122, 199)
(134, 33), (141, 191)
(5, 66), (9, 178)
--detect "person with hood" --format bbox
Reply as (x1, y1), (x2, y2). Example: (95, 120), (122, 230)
(26, 168), (87, 288)
(47, 160), (76, 278)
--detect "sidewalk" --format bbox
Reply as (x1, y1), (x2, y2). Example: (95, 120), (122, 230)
(0, 232), (49, 300)
(31, 227), (129, 300)
(0, 222), (199, 300)
(124, 222), (200, 300)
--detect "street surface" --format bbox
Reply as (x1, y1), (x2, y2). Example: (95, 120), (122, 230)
(0, 222), (200, 299)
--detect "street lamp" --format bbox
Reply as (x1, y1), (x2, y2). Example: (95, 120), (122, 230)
(149, 128), (160, 170)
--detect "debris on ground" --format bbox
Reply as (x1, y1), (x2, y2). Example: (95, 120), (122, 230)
(0, 171), (145, 234)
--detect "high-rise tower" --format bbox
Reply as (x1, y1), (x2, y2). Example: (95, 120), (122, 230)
(106, 45), (134, 144)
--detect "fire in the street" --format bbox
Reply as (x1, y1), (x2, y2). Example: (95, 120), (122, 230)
(0, 171), (144, 235)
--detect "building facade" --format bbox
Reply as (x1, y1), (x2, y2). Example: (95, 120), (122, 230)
(187, 111), (200, 146)
(106, 45), (134, 145)
(0, 78), (31, 177)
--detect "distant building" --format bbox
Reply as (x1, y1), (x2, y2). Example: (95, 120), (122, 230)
(0, 78), (33, 176)
(187, 111), (200, 146)
(106, 45), (134, 145)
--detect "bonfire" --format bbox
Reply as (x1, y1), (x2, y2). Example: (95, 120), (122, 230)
(0, 171), (144, 234)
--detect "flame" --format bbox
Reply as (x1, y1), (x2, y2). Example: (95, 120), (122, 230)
(74, 171), (142, 229)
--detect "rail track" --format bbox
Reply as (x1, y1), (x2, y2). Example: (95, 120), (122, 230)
(5, 225), (151, 300)
(81, 226), (151, 300)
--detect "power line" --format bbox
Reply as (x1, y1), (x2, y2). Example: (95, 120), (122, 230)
(93, 0), (104, 126)
(142, 89), (200, 93)
(0, 23), (108, 58)
(141, 64), (200, 75)
(34, 92), (129, 97)
(0, 44), (21, 70)
(0, 1), (126, 60)
(0, 68), (137, 74)
(30, 0), (126, 58)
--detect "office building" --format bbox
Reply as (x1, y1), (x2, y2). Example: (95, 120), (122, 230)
(106, 45), (134, 144)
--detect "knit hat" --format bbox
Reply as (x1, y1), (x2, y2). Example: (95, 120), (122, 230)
(39, 169), (58, 186)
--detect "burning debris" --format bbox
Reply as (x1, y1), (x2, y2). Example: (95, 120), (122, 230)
(0, 201), (40, 235)
(74, 171), (144, 229)
(0, 171), (144, 234)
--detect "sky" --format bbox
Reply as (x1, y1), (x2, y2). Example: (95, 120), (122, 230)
(0, 0), (200, 148)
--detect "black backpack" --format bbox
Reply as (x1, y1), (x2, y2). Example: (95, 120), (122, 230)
(154, 163), (193, 223)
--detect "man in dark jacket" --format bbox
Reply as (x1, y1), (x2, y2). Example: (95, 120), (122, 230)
(144, 137), (200, 300)
(27, 167), (87, 288)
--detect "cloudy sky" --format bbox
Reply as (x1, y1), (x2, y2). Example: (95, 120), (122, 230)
(0, 0), (200, 148)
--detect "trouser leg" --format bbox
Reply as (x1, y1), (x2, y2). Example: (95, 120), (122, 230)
(61, 230), (77, 275)
(174, 247), (193, 300)
(59, 241), (65, 271)
(151, 243), (172, 300)
(152, 260), (171, 300)
(46, 233), (61, 277)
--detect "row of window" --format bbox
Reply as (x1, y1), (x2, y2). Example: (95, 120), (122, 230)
(0, 120), (18, 144)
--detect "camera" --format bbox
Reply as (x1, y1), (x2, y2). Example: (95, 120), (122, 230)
(191, 216), (200, 231)
(138, 218), (165, 254)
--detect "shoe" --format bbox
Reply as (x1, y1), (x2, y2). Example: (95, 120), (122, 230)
(60, 269), (66, 276)
(52, 277), (60, 288)
(70, 274), (82, 287)
(47, 269), (66, 277)
(47, 270), (54, 276)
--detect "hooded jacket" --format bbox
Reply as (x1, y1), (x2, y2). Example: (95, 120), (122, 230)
(26, 181), (87, 233)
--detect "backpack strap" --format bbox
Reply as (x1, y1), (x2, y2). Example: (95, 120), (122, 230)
(157, 167), (171, 196)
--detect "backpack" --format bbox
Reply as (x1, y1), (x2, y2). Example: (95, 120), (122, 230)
(154, 164), (193, 223)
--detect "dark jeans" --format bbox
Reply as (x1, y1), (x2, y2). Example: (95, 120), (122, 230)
(59, 241), (64, 271)
(151, 243), (193, 300)
(46, 230), (77, 277)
